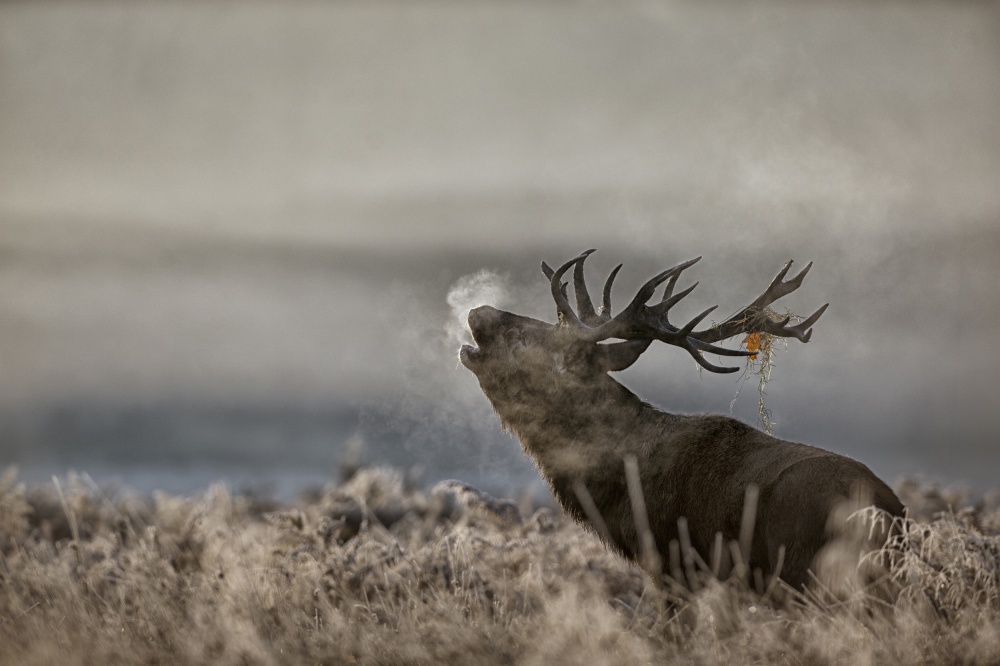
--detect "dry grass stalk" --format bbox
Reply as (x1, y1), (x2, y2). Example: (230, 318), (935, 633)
(0, 466), (998, 665)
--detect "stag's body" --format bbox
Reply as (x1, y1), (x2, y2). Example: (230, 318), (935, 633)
(461, 250), (903, 590)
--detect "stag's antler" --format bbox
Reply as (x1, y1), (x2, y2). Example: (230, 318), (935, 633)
(692, 260), (829, 345)
(541, 250), (828, 373)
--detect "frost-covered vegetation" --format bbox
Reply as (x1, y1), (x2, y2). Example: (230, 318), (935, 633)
(1, 466), (999, 665)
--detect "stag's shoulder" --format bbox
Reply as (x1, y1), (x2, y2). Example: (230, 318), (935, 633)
(663, 412), (828, 470)
(655, 413), (770, 471)
(672, 412), (759, 442)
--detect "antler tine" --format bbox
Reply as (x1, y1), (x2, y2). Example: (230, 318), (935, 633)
(760, 302), (829, 342)
(550, 253), (592, 327)
(751, 260), (813, 310)
(659, 256), (701, 302)
(573, 249), (601, 324)
(542, 260), (572, 312)
(661, 274), (678, 302)
(684, 345), (745, 373)
(651, 281), (699, 316)
(689, 337), (760, 357)
(677, 305), (717, 337)
(599, 264), (623, 319)
(618, 256), (702, 317)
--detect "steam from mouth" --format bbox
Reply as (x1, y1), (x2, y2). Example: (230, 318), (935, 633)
(445, 269), (510, 359)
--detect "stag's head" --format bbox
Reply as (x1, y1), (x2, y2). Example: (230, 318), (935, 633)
(459, 304), (649, 391)
(460, 249), (829, 407)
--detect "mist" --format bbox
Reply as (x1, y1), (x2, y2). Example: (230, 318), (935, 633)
(1, 1), (998, 495)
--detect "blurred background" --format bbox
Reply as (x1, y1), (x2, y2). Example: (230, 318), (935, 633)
(1, 1), (998, 497)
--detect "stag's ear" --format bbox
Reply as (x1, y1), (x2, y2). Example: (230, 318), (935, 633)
(596, 339), (653, 373)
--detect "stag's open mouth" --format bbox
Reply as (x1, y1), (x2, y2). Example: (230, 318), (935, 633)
(459, 343), (481, 368)
(460, 307), (492, 368)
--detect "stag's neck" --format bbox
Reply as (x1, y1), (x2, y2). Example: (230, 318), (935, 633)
(488, 374), (682, 559)
(494, 375), (677, 484)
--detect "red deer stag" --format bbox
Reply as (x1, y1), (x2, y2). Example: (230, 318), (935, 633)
(459, 250), (903, 591)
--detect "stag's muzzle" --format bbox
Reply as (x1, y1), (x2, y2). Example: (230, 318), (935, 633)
(459, 305), (492, 367)
(467, 305), (501, 338)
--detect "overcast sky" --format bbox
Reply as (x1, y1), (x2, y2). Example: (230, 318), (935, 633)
(1, 1), (998, 494)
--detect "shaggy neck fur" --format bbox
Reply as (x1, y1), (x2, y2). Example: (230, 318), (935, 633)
(477, 370), (680, 558)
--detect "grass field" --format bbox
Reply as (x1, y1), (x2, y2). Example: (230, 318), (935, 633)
(1, 465), (998, 665)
